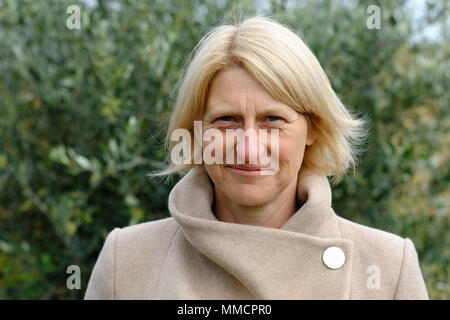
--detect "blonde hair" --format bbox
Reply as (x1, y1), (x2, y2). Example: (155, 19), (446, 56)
(150, 16), (369, 185)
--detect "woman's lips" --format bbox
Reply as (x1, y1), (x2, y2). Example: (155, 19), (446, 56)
(224, 165), (268, 176)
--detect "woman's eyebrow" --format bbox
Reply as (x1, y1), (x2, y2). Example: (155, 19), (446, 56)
(203, 108), (242, 121)
(203, 106), (298, 123)
(254, 105), (299, 121)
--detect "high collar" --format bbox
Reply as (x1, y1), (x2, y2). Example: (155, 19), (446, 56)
(169, 166), (341, 238)
(168, 166), (353, 299)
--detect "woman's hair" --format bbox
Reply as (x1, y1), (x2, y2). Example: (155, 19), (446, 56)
(150, 16), (369, 185)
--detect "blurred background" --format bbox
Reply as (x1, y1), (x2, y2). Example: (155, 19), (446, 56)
(0, 0), (448, 299)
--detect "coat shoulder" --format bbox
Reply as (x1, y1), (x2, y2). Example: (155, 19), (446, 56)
(84, 217), (180, 299)
(112, 217), (181, 299)
(335, 215), (428, 299)
(336, 216), (406, 293)
(118, 216), (179, 244)
(336, 215), (405, 251)
(115, 216), (181, 260)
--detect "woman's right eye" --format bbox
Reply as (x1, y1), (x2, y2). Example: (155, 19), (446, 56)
(216, 116), (234, 122)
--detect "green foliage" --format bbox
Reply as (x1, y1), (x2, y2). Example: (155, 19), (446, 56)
(0, 0), (448, 299)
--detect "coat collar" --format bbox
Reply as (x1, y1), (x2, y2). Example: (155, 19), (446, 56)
(168, 166), (353, 299)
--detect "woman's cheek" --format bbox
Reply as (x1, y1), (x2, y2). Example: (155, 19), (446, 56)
(277, 138), (305, 169)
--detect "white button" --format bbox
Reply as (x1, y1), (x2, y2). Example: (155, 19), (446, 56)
(322, 246), (345, 269)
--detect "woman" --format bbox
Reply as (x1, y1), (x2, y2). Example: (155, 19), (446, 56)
(84, 16), (428, 299)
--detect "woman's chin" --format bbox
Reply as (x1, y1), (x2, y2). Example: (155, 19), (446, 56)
(228, 195), (269, 206)
(222, 186), (273, 207)
(206, 166), (280, 206)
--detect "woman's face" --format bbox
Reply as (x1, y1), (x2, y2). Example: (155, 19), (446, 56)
(202, 66), (316, 207)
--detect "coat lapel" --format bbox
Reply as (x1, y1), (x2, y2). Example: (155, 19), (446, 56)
(168, 166), (353, 299)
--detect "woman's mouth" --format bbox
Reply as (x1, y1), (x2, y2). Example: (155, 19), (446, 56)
(224, 165), (268, 176)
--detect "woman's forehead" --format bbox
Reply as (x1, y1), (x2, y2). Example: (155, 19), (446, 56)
(205, 67), (297, 116)
(208, 67), (269, 100)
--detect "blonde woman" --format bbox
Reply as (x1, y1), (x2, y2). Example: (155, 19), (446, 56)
(85, 16), (428, 300)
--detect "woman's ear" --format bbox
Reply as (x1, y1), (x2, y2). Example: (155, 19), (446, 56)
(306, 127), (317, 146)
(306, 114), (321, 146)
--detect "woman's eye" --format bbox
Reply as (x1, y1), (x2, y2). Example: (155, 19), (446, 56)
(216, 116), (234, 122)
(267, 116), (282, 122)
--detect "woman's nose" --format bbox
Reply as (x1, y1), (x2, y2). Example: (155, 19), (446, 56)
(235, 128), (267, 164)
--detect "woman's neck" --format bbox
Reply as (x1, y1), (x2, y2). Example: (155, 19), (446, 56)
(213, 178), (299, 229)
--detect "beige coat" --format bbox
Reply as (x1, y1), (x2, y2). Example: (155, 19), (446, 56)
(84, 166), (429, 299)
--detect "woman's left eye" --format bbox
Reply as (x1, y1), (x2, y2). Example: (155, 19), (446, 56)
(216, 116), (234, 122)
(267, 116), (282, 121)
